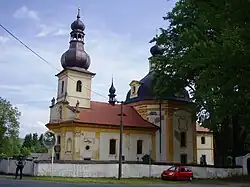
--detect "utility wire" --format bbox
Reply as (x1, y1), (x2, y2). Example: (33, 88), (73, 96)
(0, 23), (108, 100)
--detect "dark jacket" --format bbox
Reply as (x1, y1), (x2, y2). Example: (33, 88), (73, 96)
(16, 159), (26, 167)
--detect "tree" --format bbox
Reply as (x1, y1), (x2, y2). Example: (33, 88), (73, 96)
(38, 134), (48, 153)
(32, 133), (38, 145)
(22, 133), (33, 149)
(0, 97), (21, 156)
(22, 133), (47, 153)
(20, 146), (31, 157)
(151, 0), (250, 165)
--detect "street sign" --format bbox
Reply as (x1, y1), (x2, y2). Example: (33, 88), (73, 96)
(43, 130), (57, 149)
(42, 130), (57, 178)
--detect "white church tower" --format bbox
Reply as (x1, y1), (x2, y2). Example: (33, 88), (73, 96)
(49, 9), (95, 122)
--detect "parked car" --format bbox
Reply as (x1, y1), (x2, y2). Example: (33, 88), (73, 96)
(161, 165), (193, 181)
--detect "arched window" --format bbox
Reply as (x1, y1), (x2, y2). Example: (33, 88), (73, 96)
(137, 140), (143, 154)
(76, 80), (82, 92)
(109, 139), (116, 155)
(61, 81), (64, 93)
(131, 86), (136, 94)
(201, 136), (206, 144)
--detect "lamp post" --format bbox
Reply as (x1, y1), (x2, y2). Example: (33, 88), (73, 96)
(108, 78), (124, 180)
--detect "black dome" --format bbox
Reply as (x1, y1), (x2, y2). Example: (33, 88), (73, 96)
(71, 19), (85, 31)
(124, 71), (191, 104)
(71, 8), (85, 31)
(125, 44), (190, 104)
(150, 44), (163, 56)
(109, 80), (116, 94)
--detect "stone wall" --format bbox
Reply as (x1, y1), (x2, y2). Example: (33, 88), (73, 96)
(0, 159), (34, 176)
(0, 159), (243, 179)
(236, 153), (250, 175)
(36, 162), (242, 179)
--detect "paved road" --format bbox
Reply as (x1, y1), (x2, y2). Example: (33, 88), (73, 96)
(0, 178), (247, 187)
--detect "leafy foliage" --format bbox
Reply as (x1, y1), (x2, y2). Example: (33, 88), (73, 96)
(142, 154), (154, 164)
(0, 97), (47, 158)
(151, 0), (250, 165)
(22, 133), (47, 154)
(0, 97), (21, 156)
(20, 146), (31, 157)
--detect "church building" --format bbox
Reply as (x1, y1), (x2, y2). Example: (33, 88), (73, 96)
(46, 9), (197, 164)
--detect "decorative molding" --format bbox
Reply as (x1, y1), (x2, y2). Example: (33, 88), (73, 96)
(175, 115), (189, 132)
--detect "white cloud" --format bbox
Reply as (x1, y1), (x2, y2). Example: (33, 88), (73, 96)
(53, 29), (69, 36)
(0, 36), (9, 44)
(13, 6), (69, 38)
(13, 6), (39, 21)
(36, 24), (54, 37)
(2, 10), (153, 138)
(36, 24), (69, 37)
(15, 104), (49, 137)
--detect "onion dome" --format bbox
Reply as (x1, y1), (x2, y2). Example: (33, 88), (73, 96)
(60, 8), (91, 70)
(109, 80), (116, 95)
(71, 9), (85, 31)
(108, 77), (117, 105)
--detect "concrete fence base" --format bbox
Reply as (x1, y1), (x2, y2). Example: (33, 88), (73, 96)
(0, 159), (243, 179)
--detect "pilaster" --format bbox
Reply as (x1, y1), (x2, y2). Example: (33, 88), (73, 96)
(61, 130), (66, 160)
(151, 133), (156, 160)
(166, 108), (174, 162)
(95, 132), (100, 160)
(193, 123), (197, 163)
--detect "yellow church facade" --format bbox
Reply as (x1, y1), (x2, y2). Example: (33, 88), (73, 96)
(46, 9), (197, 164)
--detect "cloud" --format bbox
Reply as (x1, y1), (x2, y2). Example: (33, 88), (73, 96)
(13, 6), (39, 21)
(2, 8), (153, 138)
(36, 24), (69, 38)
(12, 6), (68, 38)
(36, 25), (54, 38)
(16, 104), (49, 137)
(0, 36), (9, 44)
(53, 29), (69, 36)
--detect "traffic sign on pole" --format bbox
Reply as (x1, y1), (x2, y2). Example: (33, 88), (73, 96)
(43, 130), (57, 149)
(42, 130), (57, 178)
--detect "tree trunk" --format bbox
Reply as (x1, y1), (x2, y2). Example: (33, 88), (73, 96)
(214, 116), (231, 166)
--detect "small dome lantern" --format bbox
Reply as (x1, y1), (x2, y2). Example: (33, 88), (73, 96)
(108, 78), (117, 105)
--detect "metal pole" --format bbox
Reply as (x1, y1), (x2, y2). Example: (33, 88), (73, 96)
(118, 101), (124, 180)
(149, 149), (152, 177)
(51, 147), (54, 178)
(7, 157), (9, 174)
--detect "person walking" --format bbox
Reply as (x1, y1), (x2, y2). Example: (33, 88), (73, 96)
(15, 155), (26, 180)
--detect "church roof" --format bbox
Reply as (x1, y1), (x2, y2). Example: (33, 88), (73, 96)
(51, 101), (159, 130)
(125, 71), (191, 104)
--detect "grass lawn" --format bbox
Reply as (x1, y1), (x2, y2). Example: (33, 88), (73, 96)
(0, 175), (182, 184)
(217, 175), (250, 183)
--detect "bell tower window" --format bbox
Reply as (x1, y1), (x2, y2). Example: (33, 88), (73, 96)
(76, 80), (82, 92)
(131, 86), (136, 94)
(61, 81), (64, 93)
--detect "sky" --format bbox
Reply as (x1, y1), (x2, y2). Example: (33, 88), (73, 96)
(0, 0), (177, 138)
